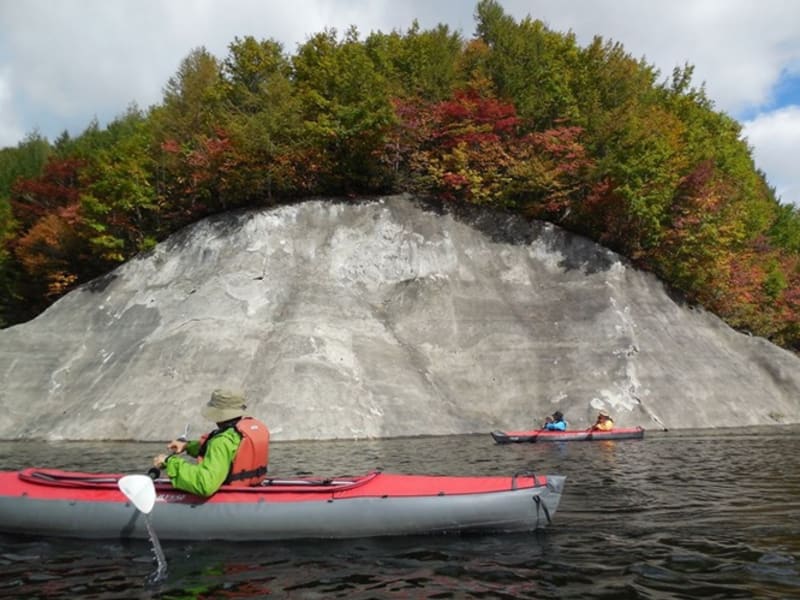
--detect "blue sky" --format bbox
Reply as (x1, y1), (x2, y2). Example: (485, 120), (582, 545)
(1, 0), (799, 205)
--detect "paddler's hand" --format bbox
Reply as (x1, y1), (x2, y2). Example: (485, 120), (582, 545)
(153, 454), (169, 469)
(167, 439), (187, 454)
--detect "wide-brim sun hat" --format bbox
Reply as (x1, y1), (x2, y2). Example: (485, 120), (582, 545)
(202, 389), (248, 422)
(598, 410), (610, 418)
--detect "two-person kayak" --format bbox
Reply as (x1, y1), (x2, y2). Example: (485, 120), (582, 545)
(491, 426), (645, 444)
(0, 467), (565, 541)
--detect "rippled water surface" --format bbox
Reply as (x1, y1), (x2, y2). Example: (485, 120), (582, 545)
(1, 427), (799, 599)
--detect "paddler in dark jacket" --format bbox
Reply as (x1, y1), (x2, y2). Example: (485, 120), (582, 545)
(153, 389), (269, 497)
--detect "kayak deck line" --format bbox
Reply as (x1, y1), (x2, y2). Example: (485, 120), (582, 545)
(20, 468), (379, 493)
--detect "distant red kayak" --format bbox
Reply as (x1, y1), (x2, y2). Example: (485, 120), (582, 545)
(491, 427), (645, 444)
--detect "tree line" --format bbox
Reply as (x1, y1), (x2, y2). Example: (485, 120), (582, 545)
(1, 0), (798, 350)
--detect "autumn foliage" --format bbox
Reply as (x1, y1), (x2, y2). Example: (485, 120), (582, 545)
(1, 0), (798, 350)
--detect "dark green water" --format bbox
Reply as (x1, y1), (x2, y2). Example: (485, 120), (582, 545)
(1, 427), (798, 599)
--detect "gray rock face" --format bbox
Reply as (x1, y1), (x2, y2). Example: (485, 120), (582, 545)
(1, 195), (798, 441)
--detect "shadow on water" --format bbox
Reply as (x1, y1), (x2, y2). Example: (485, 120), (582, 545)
(1, 427), (799, 598)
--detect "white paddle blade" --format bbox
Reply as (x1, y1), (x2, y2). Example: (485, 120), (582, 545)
(118, 474), (157, 514)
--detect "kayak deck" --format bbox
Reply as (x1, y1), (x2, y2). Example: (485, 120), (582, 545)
(12, 467), (554, 501)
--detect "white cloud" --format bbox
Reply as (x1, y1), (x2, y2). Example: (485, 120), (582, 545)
(500, 0), (800, 116)
(742, 106), (800, 206)
(0, 68), (24, 147)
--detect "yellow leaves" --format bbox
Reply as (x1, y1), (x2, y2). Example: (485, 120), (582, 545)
(15, 213), (80, 299)
(413, 139), (510, 205)
(45, 271), (78, 299)
(88, 234), (125, 264)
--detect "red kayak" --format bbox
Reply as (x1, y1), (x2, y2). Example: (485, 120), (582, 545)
(491, 427), (645, 444)
(0, 467), (565, 541)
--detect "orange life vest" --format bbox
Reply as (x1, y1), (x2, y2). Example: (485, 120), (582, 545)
(198, 417), (270, 486)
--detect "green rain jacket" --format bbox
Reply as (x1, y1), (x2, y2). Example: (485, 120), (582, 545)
(163, 427), (241, 497)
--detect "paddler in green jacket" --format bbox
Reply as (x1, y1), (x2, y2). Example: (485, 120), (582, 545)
(153, 389), (270, 497)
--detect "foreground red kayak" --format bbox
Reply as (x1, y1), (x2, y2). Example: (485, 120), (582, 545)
(491, 427), (645, 444)
(0, 468), (565, 541)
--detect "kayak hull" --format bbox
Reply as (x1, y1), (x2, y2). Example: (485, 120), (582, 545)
(491, 427), (645, 444)
(0, 468), (565, 541)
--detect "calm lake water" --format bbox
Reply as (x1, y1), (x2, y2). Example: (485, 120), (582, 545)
(1, 427), (799, 599)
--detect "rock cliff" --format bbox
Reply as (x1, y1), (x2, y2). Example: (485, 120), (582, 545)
(1, 195), (798, 441)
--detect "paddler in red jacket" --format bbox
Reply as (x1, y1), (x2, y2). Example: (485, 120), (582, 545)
(152, 389), (270, 497)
